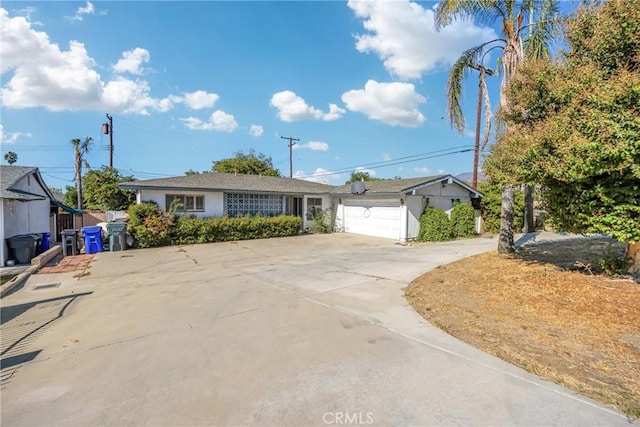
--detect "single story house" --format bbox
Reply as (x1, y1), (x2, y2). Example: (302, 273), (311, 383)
(1, 166), (52, 266)
(119, 172), (482, 242)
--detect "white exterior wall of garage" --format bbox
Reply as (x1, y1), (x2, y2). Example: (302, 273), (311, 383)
(334, 181), (478, 241)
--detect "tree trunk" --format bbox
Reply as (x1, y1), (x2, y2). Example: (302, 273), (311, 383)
(498, 184), (515, 254)
(522, 185), (535, 233)
(75, 150), (83, 211)
(627, 241), (640, 280)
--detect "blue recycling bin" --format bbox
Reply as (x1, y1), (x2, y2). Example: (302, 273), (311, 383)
(40, 232), (50, 252)
(82, 226), (103, 254)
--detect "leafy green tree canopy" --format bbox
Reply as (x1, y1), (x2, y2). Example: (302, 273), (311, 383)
(344, 171), (383, 184)
(485, 0), (640, 243)
(4, 151), (18, 165)
(64, 167), (137, 211)
(212, 149), (280, 176)
(83, 166), (137, 211)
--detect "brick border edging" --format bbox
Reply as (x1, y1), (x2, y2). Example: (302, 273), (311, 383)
(1, 246), (62, 297)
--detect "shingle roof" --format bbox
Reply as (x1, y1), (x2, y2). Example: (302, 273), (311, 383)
(120, 172), (334, 194)
(332, 175), (449, 194)
(0, 165), (47, 201)
(120, 172), (484, 197)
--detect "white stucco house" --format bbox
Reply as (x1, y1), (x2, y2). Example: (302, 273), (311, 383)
(1, 166), (56, 267)
(119, 172), (483, 242)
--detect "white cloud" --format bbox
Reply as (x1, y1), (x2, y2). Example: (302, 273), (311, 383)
(182, 90), (219, 109)
(270, 90), (345, 122)
(342, 80), (426, 127)
(0, 124), (31, 144)
(0, 9), (208, 115)
(181, 110), (239, 132)
(413, 166), (431, 174)
(294, 141), (329, 152)
(70, 2), (95, 21)
(355, 166), (377, 177)
(249, 124), (264, 137)
(382, 153), (392, 161)
(348, 0), (497, 79)
(294, 168), (342, 184)
(113, 48), (151, 75)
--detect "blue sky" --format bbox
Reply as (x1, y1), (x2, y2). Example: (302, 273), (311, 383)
(1, 1), (575, 189)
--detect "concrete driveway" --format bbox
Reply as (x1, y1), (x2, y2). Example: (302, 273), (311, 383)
(0, 233), (634, 426)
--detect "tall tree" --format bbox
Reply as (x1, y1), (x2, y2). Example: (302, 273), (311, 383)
(344, 171), (383, 184)
(83, 166), (137, 210)
(436, 0), (560, 252)
(71, 137), (92, 211)
(4, 151), (18, 165)
(485, 0), (640, 270)
(212, 149), (280, 176)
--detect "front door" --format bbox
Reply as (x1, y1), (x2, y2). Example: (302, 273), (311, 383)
(286, 196), (303, 217)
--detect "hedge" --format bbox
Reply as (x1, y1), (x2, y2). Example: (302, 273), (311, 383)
(417, 206), (452, 242)
(128, 202), (303, 248)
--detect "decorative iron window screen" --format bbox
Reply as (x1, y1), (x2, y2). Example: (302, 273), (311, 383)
(225, 193), (283, 217)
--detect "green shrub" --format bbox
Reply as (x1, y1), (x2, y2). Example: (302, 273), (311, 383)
(477, 182), (524, 233)
(128, 202), (175, 248)
(174, 214), (302, 244)
(128, 201), (160, 228)
(417, 206), (452, 242)
(450, 202), (477, 238)
(307, 207), (333, 234)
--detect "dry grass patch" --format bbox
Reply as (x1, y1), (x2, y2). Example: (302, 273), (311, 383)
(406, 237), (640, 418)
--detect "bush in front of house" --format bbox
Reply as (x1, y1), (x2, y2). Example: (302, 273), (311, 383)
(450, 202), (477, 238)
(128, 202), (176, 248)
(174, 214), (303, 244)
(417, 206), (452, 242)
(307, 207), (333, 234)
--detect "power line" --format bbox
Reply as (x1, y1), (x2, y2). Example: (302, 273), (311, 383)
(295, 147), (473, 179)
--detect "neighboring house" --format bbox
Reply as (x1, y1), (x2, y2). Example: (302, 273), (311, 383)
(1, 166), (54, 267)
(120, 172), (483, 242)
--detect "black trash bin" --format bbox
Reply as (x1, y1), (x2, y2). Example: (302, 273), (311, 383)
(61, 229), (80, 256)
(7, 234), (39, 264)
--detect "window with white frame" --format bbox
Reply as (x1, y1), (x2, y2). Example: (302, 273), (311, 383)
(225, 193), (283, 217)
(166, 195), (204, 212)
(306, 197), (323, 220)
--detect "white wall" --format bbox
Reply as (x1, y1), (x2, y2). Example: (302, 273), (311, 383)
(303, 194), (332, 230)
(139, 189), (224, 217)
(1, 173), (52, 266)
(412, 182), (471, 214)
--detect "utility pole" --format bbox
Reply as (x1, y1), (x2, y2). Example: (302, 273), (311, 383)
(281, 135), (299, 178)
(104, 113), (114, 168)
(469, 64), (494, 188)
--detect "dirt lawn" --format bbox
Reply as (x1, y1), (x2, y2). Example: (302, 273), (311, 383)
(406, 236), (640, 418)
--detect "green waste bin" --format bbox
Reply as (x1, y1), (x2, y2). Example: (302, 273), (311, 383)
(7, 234), (39, 264)
(107, 222), (128, 251)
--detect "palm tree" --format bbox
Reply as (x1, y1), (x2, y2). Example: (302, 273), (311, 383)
(71, 137), (93, 211)
(4, 151), (18, 165)
(436, 0), (559, 253)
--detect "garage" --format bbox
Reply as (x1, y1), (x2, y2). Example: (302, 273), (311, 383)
(342, 199), (401, 240)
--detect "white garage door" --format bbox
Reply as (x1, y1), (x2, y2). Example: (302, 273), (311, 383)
(343, 200), (401, 240)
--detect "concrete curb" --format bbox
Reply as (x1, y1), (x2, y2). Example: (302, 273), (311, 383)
(1, 245), (62, 298)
